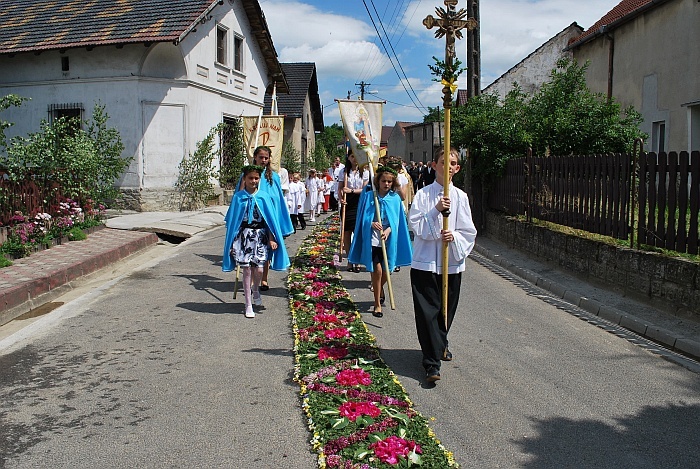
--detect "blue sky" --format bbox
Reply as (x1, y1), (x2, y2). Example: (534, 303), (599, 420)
(260, 0), (622, 127)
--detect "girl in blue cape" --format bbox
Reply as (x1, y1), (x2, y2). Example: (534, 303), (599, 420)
(224, 165), (290, 318)
(236, 146), (294, 291)
(348, 166), (413, 317)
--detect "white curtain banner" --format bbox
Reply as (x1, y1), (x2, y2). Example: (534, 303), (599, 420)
(337, 100), (383, 169)
(242, 115), (284, 170)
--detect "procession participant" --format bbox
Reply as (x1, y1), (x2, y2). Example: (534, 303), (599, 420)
(304, 168), (320, 223)
(322, 169), (332, 213)
(337, 150), (369, 272)
(236, 146), (294, 291)
(287, 172), (306, 231)
(223, 165), (290, 318)
(329, 156), (345, 211)
(348, 166), (412, 317)
(316, 171), (325, 217)
(386, 157), (413, 272)
(409, 147), (477, 383)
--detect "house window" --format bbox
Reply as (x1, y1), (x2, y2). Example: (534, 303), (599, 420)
(234, 35), (243, 72)
(690, 105), (700, 151)
(423, 151), (427, 162)
(652, 121), (666, 153)
(216, 26), (228, 66)
(409, 130), (414, 143)
(61, 56), (69, 72)
(409, 152), (413, 161)
(422, 126), (427, 140)
(48, 103), (84, 133)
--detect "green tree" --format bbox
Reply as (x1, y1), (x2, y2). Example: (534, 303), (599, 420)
(281, 141), (301, 175)
(423, 106), (445, 124)
(0, 94), (28, 152)
(452, 58), (645, 184)
(175, 128), (219, 210)
(308, 144), (330, 174)
(314, 123), (346, 161)
(526, 58), (644, 156)
(3, 103), (130, 205)
(217, 119), (246, 189)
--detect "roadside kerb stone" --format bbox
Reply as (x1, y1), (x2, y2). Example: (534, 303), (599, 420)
(0, 229), (159, 325)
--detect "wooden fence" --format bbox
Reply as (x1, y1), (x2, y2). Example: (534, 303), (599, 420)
(0, 171), (63, 226)
(638, 151), (700, 254)
(488, 150), (700, 254)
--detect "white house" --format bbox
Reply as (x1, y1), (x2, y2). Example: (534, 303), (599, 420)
(0, 0), (288, 210)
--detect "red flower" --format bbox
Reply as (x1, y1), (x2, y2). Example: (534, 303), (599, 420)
(335, 368), (372, 386)
(338, 401), (381, 421)
(313, 313), (339, 323)
(318, 346), (348, 361)
(369, 435), (422, 465)
(324, 328), (350, 339)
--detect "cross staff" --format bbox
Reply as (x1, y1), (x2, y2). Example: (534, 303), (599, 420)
(424, 0), (477, 328)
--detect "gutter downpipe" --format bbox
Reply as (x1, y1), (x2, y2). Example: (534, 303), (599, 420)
(606, 28), (614, 101)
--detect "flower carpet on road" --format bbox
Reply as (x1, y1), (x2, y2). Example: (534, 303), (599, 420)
(287, 215), (459, 468)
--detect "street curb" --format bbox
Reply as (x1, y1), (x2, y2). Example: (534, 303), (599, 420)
(473, 243), (700, 362)
(0, 231), (159, 325)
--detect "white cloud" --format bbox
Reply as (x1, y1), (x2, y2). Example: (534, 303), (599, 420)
(263, 1), (391, 79)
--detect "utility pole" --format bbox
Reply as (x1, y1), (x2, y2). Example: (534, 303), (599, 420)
(355, 81), (370, 100)
(466, 0), (481, 98)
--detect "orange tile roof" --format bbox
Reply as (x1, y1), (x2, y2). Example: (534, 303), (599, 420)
(570, 0), (658, 46)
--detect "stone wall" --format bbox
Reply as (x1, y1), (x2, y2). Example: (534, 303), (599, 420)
(484, 211), (700, 317)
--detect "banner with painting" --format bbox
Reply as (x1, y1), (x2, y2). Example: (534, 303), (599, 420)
(336, 99), (383, 169)
(242, 114), (284, 171)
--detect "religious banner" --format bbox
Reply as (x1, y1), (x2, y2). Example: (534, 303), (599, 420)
(336, 99), (383, 169)
(242, 115), (284, 170)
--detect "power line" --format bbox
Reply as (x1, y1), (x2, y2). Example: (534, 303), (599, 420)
(361, 0), (427, 115)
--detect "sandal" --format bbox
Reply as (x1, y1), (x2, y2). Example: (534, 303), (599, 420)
(259, 282), (270, 291)
(353, 265), (361, 273)
(372, 307), (383, 318)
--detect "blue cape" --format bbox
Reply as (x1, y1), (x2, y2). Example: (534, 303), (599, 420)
(236, 169), (294, 236)
(348, 185), (413, 272)
(222, 188), (290, 272)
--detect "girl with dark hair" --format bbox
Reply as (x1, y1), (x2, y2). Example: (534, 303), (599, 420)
(223, 165), (290, 318)
(348, 166), (412, 317)
(337, 150), (369, 272)
(237, 146), (294, 291)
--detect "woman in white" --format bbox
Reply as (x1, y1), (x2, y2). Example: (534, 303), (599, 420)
(304, 168), (320, 222)
(337, 150), (370, 272)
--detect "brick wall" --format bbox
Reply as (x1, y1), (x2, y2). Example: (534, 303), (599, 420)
(484, 212), (700, 317)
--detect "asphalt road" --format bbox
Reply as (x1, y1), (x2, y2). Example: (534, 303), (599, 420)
(1, 222), (699, 468)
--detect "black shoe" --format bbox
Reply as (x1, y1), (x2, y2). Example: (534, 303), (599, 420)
(372, 307), (383, 318)
(394, 266), (400, 272)
(441, 348), (453, 361)
(426, 367), (441, 382)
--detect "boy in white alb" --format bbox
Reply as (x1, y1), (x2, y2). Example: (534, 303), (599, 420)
(408, 148), (477, 384)
(288, 172), (306, 231)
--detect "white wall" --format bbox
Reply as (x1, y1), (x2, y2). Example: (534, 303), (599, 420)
(0, 2), (275, 209)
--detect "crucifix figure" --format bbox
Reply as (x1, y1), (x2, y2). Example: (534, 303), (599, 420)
(423, 0), (477, 108)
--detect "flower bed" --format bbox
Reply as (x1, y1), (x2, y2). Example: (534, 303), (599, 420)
(288, 215), (459, 468)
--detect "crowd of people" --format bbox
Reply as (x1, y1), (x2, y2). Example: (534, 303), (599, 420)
(222, 145), (477, 384)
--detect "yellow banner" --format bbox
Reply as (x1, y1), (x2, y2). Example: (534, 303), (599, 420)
(242, 115), (284, 171)
(337, 100), (383, 169)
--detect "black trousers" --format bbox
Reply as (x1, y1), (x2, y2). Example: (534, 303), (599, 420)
(329, 192), (338, 211)
(290, 213), (306, 230)
(411, 268), (462, 370)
